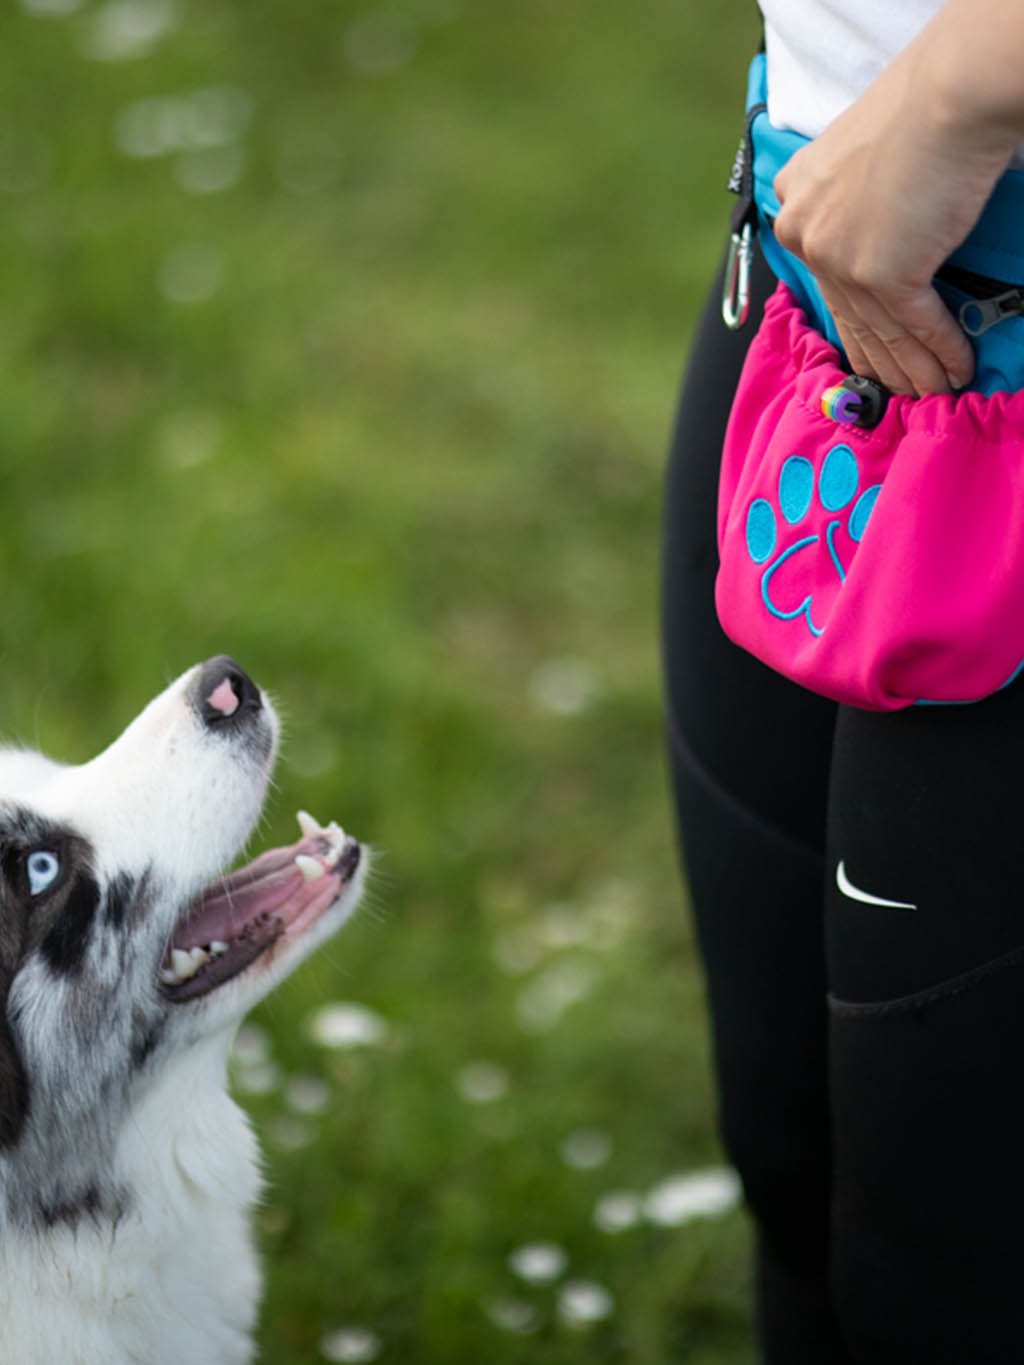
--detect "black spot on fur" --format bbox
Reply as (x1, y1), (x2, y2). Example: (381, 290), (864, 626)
(37, 1184), (102, 1230)
(33, 1181), (129, 1232)
(1, 807), (48, 843)
(0, 1013), (28, 1149)
(104, 871), (139, 929)
(131, 1017), (164, 1070)
(40, 872), (101, 976)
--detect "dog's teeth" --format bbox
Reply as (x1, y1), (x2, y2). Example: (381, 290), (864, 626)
(159, 968), (178, 985)
(295, 854), (325, 881)
(297, 810), (323, 839)
(322, 821), (346, 867)
(188, 946), (210, 967)
(210, 940), (229, 956)
(171, 948), (200, 981)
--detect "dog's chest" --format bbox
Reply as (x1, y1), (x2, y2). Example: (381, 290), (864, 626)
(2, 1050), (265, 1365)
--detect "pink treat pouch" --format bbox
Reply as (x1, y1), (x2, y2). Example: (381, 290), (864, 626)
(715, 285), (1024, 710)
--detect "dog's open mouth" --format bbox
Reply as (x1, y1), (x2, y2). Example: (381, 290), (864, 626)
(159, 811), (361, 1003)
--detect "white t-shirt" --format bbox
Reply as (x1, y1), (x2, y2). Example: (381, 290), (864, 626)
(759, 1), (1024, 166)
(758, 0), (943, 138)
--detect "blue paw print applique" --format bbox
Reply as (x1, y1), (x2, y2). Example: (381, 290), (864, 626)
(744, 445), (882, 637)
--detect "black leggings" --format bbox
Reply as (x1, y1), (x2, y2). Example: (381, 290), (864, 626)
(662, 244), (1024, 1365)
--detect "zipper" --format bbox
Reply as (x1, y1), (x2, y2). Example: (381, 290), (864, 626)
(722, 101), (766, 330)
(934, 263), (1024, 337)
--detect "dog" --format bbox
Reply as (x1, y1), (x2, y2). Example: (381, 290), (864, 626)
(0, 657), (367, 1364)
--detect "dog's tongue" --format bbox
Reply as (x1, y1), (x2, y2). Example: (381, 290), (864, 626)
(171, 813), (355, 951)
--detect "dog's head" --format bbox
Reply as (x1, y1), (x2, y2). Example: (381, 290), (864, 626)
(0, 658), (365, 1219)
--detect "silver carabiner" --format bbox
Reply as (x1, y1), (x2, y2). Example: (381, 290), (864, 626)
(722, 221), (753, 331)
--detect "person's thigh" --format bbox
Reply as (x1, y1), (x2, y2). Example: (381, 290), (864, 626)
(827, 684), (1024, 1363)
(662, 246), (837, 853)
(663, 244), (847, 1362)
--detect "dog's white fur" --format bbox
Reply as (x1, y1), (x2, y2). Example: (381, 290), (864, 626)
(0, 662), (366, 1364)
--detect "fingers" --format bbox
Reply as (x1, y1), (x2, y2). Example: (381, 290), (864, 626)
(774, 184), (976, 395)
(823, 282), (918, 394)
(896, 286), (975, 390)
(773, 164), (977, 395)
(821, 286), (876, 383)
(845, 291), (946, 395)
(820, 281), (975, 396)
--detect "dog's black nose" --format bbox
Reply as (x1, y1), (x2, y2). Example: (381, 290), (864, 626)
(192, 656), (262, 728)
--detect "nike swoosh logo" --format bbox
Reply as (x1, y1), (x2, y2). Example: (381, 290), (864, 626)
(836, 861), (917, 911)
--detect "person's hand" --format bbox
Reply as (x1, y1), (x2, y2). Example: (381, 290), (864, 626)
(773, 8), (1022, 396)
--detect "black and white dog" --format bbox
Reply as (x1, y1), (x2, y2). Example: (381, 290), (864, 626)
(0, 658), (367, 1364)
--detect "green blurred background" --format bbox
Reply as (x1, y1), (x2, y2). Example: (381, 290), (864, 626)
(2, 0), (763, 1359)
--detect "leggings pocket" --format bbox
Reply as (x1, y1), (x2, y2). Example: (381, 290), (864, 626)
(828, 949), (1024, 1364)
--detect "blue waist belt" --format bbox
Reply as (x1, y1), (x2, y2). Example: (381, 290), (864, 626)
(731, 54), (1024, 395)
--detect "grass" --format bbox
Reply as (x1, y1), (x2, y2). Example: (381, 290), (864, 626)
(1, 0), (763, 1359)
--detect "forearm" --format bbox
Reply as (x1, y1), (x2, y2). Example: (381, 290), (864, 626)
(771, 0), (1024, 395)
(906, 0), (1024, 157)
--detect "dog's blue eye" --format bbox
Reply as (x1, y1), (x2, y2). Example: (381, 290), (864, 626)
(27, 850), (60, 896)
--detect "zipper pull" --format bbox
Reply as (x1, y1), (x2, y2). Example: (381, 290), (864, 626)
(959, 288), (1024, 337)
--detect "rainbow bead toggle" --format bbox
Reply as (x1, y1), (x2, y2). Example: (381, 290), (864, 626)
(820, 375), (889, 430)
(821, 383), (862, 424)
